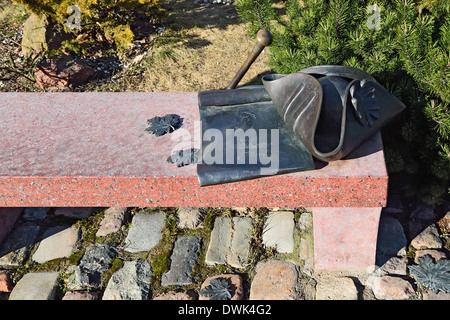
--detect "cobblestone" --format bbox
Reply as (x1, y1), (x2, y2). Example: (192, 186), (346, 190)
(124, 212), (165, 253)
(0, 203), (448, 301)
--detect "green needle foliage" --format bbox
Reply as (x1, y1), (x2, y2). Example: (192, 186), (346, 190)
(236, 0), (450, 205)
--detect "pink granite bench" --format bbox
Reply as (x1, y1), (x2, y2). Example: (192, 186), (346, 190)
(0, 92), (388, 271)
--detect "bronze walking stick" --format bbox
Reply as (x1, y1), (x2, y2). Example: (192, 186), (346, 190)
(226, 29), (272, 90)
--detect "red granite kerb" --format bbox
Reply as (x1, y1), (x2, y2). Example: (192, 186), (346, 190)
(0, 92), (388, 207)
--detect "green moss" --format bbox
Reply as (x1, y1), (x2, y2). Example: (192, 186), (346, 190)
(104, 23), (134, 53)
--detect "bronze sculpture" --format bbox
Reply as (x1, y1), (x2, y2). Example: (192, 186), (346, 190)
(153, 30), (406, 186)
(262, 65), (405, 162)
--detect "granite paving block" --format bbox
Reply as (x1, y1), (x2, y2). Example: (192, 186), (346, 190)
(263, 211), (295, 253)
(249, 260), (298, 300)
(68, 243), (117, 290)
(315, 276), (358, 300)
(103, 259), (153, 300)
(177, 207), (204, 229)
(32, 225), (80, 263)
(228, 217), (252, 268)
(161, 236), (201, 286)
(9, 272), (59, 300)
(205, 217), (231, 266)
(124, 212), (165, 253)
(0, 92), (387, 207)
(205, 217), (252, 268)
(0, 225), (40, 268)
(96, 207), (127, 237)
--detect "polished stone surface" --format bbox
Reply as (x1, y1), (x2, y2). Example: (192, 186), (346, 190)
(0, 92), (387, 207)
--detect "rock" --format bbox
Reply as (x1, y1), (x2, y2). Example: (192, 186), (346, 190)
(35, 55), (95, 91)
(161, 236), (202, 287)
(379, 256), (408, 276)
(315, 276), (358, 300)
(9, 272), (60, 300)
(410, 224), (442, 250)
(21, 14), (72, 58)
(103, 259), (153, 300)
(205, 217), (252, 268)
(298, 211), (312, 231)
(371, 276), (415, 300)
(414, 250), (447, 263)
(54, 207), (94, 219)
(376, 216), (407, 257)
(32, 225), (80, 264)
(68, 243), (117, 290)
(299, 237), (314, 276)
(228, 217), (252, 268)
(199, 274), (244, 300)
(177, 207), (204, 229)
(0, 272), (13, 292)
(205, 217), (231, 266)
(96, 207), (127, 237)
(263, 211), (295, 253)
(23, 207), (50, 221)
(249, 260), (298, 300)
(231, 207), (249, 214)
(0, 225), (40, 268)
(62, 291), (101, 300)
(124, 212), (165, 253)
(0, 208), (23, 245)
(153, 291), (197, 300)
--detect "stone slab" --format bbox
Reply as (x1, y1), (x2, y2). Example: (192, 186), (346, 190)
(124, 212), (165, 253)
(0, 92), (387, 207)
(263, 211), (295, 253)
(103, 259), (153, 300)
(249, 260), (298, 300)
(0, 225), (40, 268)
(96, 207), (127, 237)
(205, 217), (252, 268)
(315, 276), (358, 300)
(32, 225), (80, 263)
(9, 272), (59, 300)
(161, 236), (201, 287)
(312, 207), (382, 271)
(68, 243), (117, 290)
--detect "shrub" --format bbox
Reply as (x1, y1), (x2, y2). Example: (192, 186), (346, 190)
(236, 0), (450, 205)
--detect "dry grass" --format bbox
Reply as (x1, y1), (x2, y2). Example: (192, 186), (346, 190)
(130, 0), (271, 92)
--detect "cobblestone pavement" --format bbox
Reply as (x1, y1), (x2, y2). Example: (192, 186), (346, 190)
(0, 199), (449, 301)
